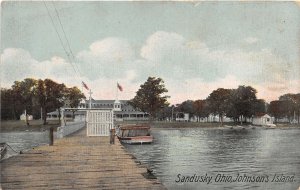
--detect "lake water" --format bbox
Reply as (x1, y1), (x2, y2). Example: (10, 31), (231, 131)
(123, 127), (300, 190)
(0, 131), (50, 158)
(1, 127), (299, 189)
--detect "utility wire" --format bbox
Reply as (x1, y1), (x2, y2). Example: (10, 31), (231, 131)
(43, 1), (81, 78)
(51, 1), (83, 77)
(51, 2), (76, 60)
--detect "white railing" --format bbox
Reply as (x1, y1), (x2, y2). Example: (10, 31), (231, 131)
(55, 121), (85, 139)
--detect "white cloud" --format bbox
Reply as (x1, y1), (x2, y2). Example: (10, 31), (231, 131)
(244, 37), (259, 44)
(139, 31), (293, 85)
(141, 31), (185, 62)
(76, 37), (136, 80)
(78, 37), (134, 63)
(0, 48), (80, 88)
(1, 48), (37, 84)
(1, 32), (299, 104)
(166, 75), (241, 104)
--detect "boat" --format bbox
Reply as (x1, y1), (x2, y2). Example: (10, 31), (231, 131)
(264, 123), (276, 129)
(248, 125), (256, 129)
(0, 143), (8, 160)
(234, 125), (246, 130)
(224, 125), (245, 130)
(116, 124), (153, 144)
(224, 125), (233, 129)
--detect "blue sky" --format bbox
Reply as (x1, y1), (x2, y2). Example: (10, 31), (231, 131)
(1, 1), (299, 103)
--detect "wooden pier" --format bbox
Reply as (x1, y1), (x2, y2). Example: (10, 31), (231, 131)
(0, 128), (166, 190)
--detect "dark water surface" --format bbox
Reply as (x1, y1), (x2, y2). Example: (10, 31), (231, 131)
(124, 127), (300, 190)
(0, 131), (49, 158)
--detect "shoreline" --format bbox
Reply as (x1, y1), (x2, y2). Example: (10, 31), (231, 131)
(117, 121), (300, 129)
(1, 120), (299, 133)
(1, 120), (60, 133)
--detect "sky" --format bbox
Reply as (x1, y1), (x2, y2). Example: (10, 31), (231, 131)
(1, 1), (300, 104)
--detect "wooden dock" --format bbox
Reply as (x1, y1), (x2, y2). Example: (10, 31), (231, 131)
(0, 128), (166, 190)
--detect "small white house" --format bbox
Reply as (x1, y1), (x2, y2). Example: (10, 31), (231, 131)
(176, 112), (189, 122)
(252, 113), (274, 126)
(20, 114), (33, 121)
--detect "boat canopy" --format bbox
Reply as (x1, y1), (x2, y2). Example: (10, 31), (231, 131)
(121, 129), (150, 137)
(119, 125), (150, 130)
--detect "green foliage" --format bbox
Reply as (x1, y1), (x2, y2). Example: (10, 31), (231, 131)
(177, 100), (196, 118)
(37, 79), (66, 124)
(1, 78), (84, 124)
(156, 106), (173, 120)
(129, 77), (169, 119)
(269, 100), (287, 120)
(277, 93), (300, 122)
(194, 99), (209, 118)
(207, 88), (233, 124)
(1, 88), (18, 120)
(207, 88), (233, 115)
(65, 87), (86, 118)
(232, 85), (257, 118)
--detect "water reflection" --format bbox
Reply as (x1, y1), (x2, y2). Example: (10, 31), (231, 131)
(0, 131), (49, 158)
(124, 127), (300, 190)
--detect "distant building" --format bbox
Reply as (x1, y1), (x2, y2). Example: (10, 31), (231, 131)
(79, 99), (149, 121)
(190, 114), (233, 123)
(46, 99), (149, 121)
(252, 113), (274, 126)
(175, 112), (189, 122)
(20, 113), (33, 121)
(47, 110), (74, 121)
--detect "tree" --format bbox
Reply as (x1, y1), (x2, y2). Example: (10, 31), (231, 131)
(269, 100), (287, 122)
(129, 77), (169, 120)
(36, 79), (66, 125)
(1, 88), (16, 120)
(251, 99), (266, 114)
(231, 85), (257, 124)
(65, 87), (85, 118)
(279, 93), (300, 123)
(194, 99), (209, 121)
(177, 100), (195, 119)
(156, 106), (172, 121)
(11, 78), (37, 126)
(207, 88), (233, 125)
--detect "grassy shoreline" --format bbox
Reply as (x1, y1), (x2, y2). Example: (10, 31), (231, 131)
(1, 120), (299, 133)
(116, 121), (300, 128)
(0, 120), (61, 133)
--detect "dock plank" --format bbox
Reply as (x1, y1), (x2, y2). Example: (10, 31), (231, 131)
(0, 128), (166, 190)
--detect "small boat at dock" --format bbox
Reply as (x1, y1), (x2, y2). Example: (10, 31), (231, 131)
(116, 124), (153, 144)
(263, 123), (276, 129)
(224, 125), (233, 129)
(235, 125), (246, 130)
(1, 143), (8, 160)
(224, 125), (245, 130)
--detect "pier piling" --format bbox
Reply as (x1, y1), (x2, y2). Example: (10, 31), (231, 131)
(110, 128), (115, 144)
(49, 127), (54, 146)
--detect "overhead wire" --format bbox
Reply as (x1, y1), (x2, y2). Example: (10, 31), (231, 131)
(51, 1), (83, 77)
(43, 1), (81, 79)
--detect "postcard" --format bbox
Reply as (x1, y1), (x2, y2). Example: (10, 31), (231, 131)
(1, 1), (299, 190)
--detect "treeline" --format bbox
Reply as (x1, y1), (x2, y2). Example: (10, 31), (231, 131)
(269, 94), (300, 123)
(157, 86), (300, 124)
(1, 78), (85, 125)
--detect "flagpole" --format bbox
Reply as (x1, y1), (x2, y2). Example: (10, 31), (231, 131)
(116, 82), (118, 101)
(89, 89), (92, 109)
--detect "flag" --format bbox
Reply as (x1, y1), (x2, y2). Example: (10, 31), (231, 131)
(82, 81), (89, 90)
(117, 82), (123, 91)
